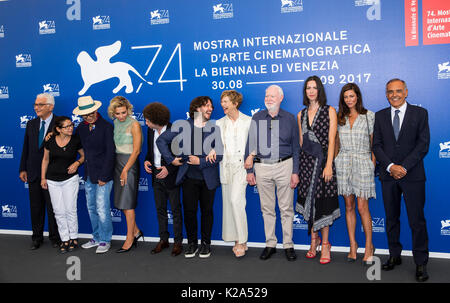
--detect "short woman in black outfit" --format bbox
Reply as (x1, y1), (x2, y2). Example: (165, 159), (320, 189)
(41, 116), (84, 253)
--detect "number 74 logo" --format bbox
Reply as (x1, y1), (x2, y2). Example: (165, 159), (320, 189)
(77, 41), (186, 95)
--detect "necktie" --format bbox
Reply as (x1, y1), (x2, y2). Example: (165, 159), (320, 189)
(393, 109), (400, 140)
(38, 121), (46, 147)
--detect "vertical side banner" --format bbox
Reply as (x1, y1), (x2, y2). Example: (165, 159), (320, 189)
(422, 0), (450, 45)
(405, 0), (419, 46)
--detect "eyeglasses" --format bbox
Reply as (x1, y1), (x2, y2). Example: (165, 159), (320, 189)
(33, 103), (50, 108)
(81, 112), (96, 119)
(61, 123), (74, 129)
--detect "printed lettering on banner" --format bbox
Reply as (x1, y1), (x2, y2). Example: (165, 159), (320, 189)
(354, 0), (381, 21)
(293, 214), (308, 230)
(138, 178), (148, 191)
(213, 3), (233, 19)
(150, 9), (169, 25)
(441, 219), (450, 236)
(0, 146), (13, 159)
(281, 0), (303, 14)
(39, 20), (56, 35)
(72, 115), (82, 128)
(111, 208), (122, 223)
(42, 83), (60, 97)
(0, 25), (4, 38)
(422, 0), (450, 45)
(20, 115), (35, 129)
(16, 54), (32, 67)
(0, 86), (9, 99)
(362, 217), (385, 233)
(78, 176), (85, 191)
(438, 61), (450, 79)
(92, 15), (110, 30)
(167, 210), (173, 225)
(132, 113), (145, 126)
(2, 204), (18, 218)
(439, 141), (450, 158)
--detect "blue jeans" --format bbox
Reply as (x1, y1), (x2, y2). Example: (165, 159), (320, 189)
(85, 178), (113, 243)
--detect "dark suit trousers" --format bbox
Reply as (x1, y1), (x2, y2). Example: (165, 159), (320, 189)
(381, 180), (429, 265)
(153, 181), (183, 243)
(28, 179), (60, 243)
(182, 178), (216, 245)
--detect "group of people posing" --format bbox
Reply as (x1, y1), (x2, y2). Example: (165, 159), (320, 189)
(19, 76), (430, 282)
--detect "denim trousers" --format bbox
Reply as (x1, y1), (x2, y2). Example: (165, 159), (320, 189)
(84, 177), (113, 244)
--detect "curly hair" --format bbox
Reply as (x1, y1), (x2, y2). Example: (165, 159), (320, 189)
(189, 96), (213, 119)
(108, 96), (133, 119)
(143, 102), (170, 126)
(220, 90), (243, 109)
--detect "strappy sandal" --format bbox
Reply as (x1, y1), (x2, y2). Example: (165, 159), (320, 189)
(320, 242), (332, 264)
(306, 236), (321, 259)
(233, 244), (246, 258)
(68, 239), (78, 252)
(59, 241), (69, 254)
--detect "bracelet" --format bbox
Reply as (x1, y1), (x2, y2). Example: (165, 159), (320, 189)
(76, 160), (81, 165)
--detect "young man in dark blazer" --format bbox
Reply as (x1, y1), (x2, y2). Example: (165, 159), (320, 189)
(157, 96), (223, 259)
(143, 102), (183, 256)
(19, 93), (60, 250)
(373, 78), (430, 282)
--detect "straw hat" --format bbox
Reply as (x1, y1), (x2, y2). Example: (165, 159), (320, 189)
(73, 96), (102, 115)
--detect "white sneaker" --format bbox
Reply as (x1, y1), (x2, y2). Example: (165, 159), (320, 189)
(81, 239), (99, 249)
(96, 242), (110, 254)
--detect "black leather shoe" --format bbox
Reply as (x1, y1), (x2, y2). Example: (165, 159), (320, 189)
(260, 247), (276, 260)
(285, 248), (297, 261)
(30, 240), (43, 250)
(382, 256), (402, 271)
(416, 265), (429, 282)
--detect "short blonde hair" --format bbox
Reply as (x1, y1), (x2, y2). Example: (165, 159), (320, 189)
(108, 96), (133, 119)
(220, 90), (243, 109)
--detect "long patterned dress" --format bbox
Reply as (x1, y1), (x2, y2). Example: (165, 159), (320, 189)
(296, 105), (340, 233)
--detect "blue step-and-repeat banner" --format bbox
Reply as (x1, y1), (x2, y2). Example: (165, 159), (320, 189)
(1, 0), (449, 254)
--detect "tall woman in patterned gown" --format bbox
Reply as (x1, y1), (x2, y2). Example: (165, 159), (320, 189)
(108, 96), (144, 253)
(296, 75), (340, 265)
(335, 83), (375, 264)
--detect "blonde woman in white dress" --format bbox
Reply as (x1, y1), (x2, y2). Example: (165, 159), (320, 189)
(335, 83), (376, 265)
(208, 90), (252, 258)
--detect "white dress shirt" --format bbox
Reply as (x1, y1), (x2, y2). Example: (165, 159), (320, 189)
(153, 125), (167, 168)
(387, 102), (408, 173)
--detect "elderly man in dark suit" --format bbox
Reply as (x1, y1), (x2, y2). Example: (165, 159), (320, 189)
(19, 93), (61, 250)
(373, 78), (430, 282)
(157, 96), (223, 259)
(143, 102), (183, 256)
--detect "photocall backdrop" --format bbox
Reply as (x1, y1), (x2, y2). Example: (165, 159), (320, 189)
(1, 0), (449, 255)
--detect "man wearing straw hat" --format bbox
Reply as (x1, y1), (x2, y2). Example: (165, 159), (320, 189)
(73, 96), (115, 254)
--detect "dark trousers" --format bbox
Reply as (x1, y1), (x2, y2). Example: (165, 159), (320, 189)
(381, 180), (429, 265)
(28, 179), (60, 243)
(182, 178), (216, 245)
(153, 181), (183, 243)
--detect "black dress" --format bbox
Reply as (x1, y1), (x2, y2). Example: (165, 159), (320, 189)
(296, 105), (340, 232)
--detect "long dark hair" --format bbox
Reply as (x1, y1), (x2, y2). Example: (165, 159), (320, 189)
(303, 75), (327, 106)
(337, 83), (367, 126)
(52, 116), (71, 135)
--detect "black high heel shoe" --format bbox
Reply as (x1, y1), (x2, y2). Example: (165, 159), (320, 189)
(116, 241), (136, 253)
(135, 230), (144, 243)
(362, 246), (376, 266)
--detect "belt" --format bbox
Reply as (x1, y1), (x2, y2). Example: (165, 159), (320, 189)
(254, 156), (292, 164)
